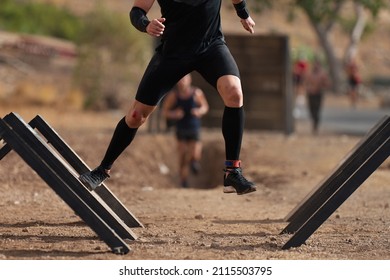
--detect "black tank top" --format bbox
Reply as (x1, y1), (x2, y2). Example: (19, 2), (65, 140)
(174, 88), (201, 132)
(156, 0), (223, 56)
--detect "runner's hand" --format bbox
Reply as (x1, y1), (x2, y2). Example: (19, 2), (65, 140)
(146, 18), (166, 37)
(241, 16), (255, 34)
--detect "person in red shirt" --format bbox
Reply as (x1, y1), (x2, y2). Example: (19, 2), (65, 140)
(304, 58), (331, 134)
(292, 54), (309, 118)
(345, 57), (361, 108)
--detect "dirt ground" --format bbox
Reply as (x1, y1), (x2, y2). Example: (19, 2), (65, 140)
(0, 95), (389, 260)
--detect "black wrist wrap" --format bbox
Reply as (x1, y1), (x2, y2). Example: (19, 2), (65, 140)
(129, 7), (150, 33)
(234, 0), (250, 19)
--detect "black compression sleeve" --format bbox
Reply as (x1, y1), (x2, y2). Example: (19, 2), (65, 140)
(222, 106), (244, 160)
(100, 117), (138, 170)
(233, 0), (250, 19)
(129, 7), (150, 33)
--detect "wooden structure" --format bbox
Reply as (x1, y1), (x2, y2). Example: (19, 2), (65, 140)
(281, 115), (389, 249)
(192, 34), (293, 134)
(0, 112), (143, 254)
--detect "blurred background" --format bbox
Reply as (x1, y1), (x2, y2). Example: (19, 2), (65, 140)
(0, 0), (389, 134)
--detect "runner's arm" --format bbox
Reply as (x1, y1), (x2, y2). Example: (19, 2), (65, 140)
(131, 0), (166, 37)
(231, 0), (255, 34)
(162, 92), (183, 120)
(192, 89), (209, 118)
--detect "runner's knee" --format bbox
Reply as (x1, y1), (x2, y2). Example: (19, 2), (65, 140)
(219, 83), (243, 107)
(125, 109), (148, 128)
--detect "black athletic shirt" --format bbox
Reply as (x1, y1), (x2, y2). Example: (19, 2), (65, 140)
(156, 0), (223, 57)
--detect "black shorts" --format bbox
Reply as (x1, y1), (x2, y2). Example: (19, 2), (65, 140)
(348, 77), (359, 90)
(176, 129), (200, 141)
(293, 74), (303, 86)
(135, 39), (240, 106)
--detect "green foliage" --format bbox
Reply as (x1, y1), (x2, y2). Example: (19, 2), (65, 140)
(250, 0), (273, 13)
(358, 0), (389, 17)
(295, 0), (344, 24)
(73, 3), (152, 109)
(292, 45), (315, 61)
(0, 0), (152, 110)
(77, 4), (149, 62)
(253, 0), (389, 23)
(0, 0), (83, 41)
(338, 15), (376, 38)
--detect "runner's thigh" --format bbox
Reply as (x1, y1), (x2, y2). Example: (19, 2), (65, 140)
(136, 53), (192, 106)
(195, 42), (240, 88)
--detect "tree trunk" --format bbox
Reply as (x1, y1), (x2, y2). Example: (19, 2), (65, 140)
(312, 23), (343, 94)
(344, 3), (366, 63)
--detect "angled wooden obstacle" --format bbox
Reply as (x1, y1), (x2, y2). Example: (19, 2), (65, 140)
(281, 115), (390, 249)
(0, 112), (143, 254)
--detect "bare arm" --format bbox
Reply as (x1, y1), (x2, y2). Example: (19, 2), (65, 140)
(192, 89), (209, 118)
(162, 92), (184, 120)
(162, 92), (176, 119)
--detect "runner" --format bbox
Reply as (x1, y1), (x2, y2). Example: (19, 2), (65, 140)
(79, 0), (257, 195)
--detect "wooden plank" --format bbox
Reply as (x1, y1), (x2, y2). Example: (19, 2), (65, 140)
(226, 35), (287, 49)
(0, 123), (12, 159)
(245, 95), (286, 110)
(242, 78), (285, 94)
(235, 57), (286, 71)
(0, 141), (12, 160)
